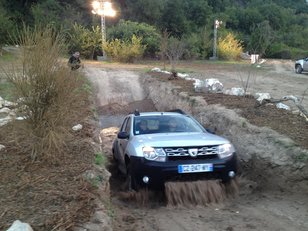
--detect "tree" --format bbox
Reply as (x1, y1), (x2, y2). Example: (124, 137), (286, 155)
(0, 4), (15, 46)
(165, 37), (185, 71)
(160, 0), (188, 38)
(68, 24), (102, 59)
(248, 20), (274, 56)
(160, 29), (170, 70)
(123, 0), (165, 26)
(218, 33), (243, 60)
(31, 0), (62, 28)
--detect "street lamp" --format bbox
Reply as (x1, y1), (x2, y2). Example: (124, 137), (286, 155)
(92, 1), (116, 57)
(211, 19), (222, 60)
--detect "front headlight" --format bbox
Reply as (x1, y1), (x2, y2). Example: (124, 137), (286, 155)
(142, 146), (166, 162)
(217, 143), (235, 159)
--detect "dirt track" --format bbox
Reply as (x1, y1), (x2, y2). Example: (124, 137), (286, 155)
(85, 62), (308, 231)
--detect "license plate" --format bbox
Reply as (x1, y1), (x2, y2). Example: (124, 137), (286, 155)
(178, 163), (213, 173)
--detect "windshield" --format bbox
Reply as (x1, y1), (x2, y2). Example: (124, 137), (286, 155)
(134, 115), (205, 135)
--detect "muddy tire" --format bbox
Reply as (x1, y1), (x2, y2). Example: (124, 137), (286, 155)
(295, 65), (303, 74)
(125, 162), (139, 191)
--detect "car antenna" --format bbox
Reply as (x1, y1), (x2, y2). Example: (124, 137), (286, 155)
(134, 109), (140, 116)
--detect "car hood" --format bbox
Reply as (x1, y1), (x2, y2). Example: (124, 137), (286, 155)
(133, 132), (229, 147)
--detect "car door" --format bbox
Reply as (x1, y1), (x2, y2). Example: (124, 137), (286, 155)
(303, 58), (308, 71)
(116, 116), (132, 171)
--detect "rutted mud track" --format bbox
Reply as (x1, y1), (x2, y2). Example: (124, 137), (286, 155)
(85, 65), (308, 231)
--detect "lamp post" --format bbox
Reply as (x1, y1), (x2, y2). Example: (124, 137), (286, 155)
(92, 1), (116, 57)
(211, 19), (222, 60)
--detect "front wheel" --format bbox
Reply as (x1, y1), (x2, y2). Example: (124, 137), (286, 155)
(125, 161), (139, 191)
(295, 65), (303, 74)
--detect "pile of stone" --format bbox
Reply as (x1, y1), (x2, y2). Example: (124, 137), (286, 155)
(0, 96), (24, 127)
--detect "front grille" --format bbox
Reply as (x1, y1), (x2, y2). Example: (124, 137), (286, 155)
(164, 146), (218, 161)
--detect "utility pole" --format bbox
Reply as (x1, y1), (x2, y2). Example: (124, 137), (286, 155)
(211, 19), (222, 60)
(92, 1), (116, 58)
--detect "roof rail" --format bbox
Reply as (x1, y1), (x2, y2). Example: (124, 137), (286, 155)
(167, 109), (186, 115)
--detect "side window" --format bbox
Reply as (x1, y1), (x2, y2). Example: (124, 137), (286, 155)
(120, 117), (129, 132)
(124, 117), (131, 134)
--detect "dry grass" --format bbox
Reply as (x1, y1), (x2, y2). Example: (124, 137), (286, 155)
(3, 25), (89, 162)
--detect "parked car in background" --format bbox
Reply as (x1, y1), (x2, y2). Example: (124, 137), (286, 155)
(112, 110), (237, 190)
(295, 57), (308, 74)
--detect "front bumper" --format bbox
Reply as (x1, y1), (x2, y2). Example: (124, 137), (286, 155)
(130, 154), (237, 190)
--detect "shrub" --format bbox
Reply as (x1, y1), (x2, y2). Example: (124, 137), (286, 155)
(108, 20), (160, 57)
(103, 35), (146, 63)
(266, 42), (308, 59)
(68, 23), (102, 59)
(5, 25), (88, 162)
(218, 33), (243, 60)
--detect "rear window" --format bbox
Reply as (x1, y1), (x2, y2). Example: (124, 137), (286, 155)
(133, 115), (204, 135)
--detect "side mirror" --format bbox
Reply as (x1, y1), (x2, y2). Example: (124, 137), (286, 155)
(117, 131), (129, 139)
(205, 128), (215, 134)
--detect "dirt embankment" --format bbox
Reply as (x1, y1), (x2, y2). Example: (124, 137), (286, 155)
(86, 62), (308, 231)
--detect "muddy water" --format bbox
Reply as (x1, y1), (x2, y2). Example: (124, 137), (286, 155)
(165, 180), (238, 206)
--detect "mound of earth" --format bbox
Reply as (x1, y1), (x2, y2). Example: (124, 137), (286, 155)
(149, 71), (308, 150)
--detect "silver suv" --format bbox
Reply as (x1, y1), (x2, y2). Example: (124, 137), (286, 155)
(295, 57), (308, 74)
(112, 110), (237, 190)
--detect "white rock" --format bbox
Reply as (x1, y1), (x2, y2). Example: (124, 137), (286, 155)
(16, 116), (27, 121)
(276, 103), (290, 110)
(4, 100), (17, 107)
(0, 116), (13, 126)
(177, 73), (189, 78)
(0, 144), (5, 151)
(0, 96), (4, 108)
(6, 220), (33, 231)
(194, 78), (223, 93)
(151, 67), (171, 74)
(225, 87), (245, 96)
(255, 93), (271, 103)
(151, 67), (161, 72)
(161, 70), (171, 74)
(0, 107), (11, 114)
(240, 52), (250, 60)
(72, 124), (83, 131)
(258, 59), (266, 65)
(282, 95), (299, 103)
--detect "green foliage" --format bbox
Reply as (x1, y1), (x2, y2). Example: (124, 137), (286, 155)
(124, 0), (165, 26)
(0, 4), (15, 45)
(218, 33), (243, 60)
(95, 152), (107, 166)
(103, 35), (146, 63)
(1, 0), (308, 59)
(108, 20), (160, 57)
(89, 176), (102, 189)
(248, 20), (274, 55)
(68, 24), (102, 59)
(182, 27), (212, 59)
(0, 80), (14, 100)
(31, 0), (62, 29)
(267, 42), (308, 59)
(160, 0), (188, 38)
